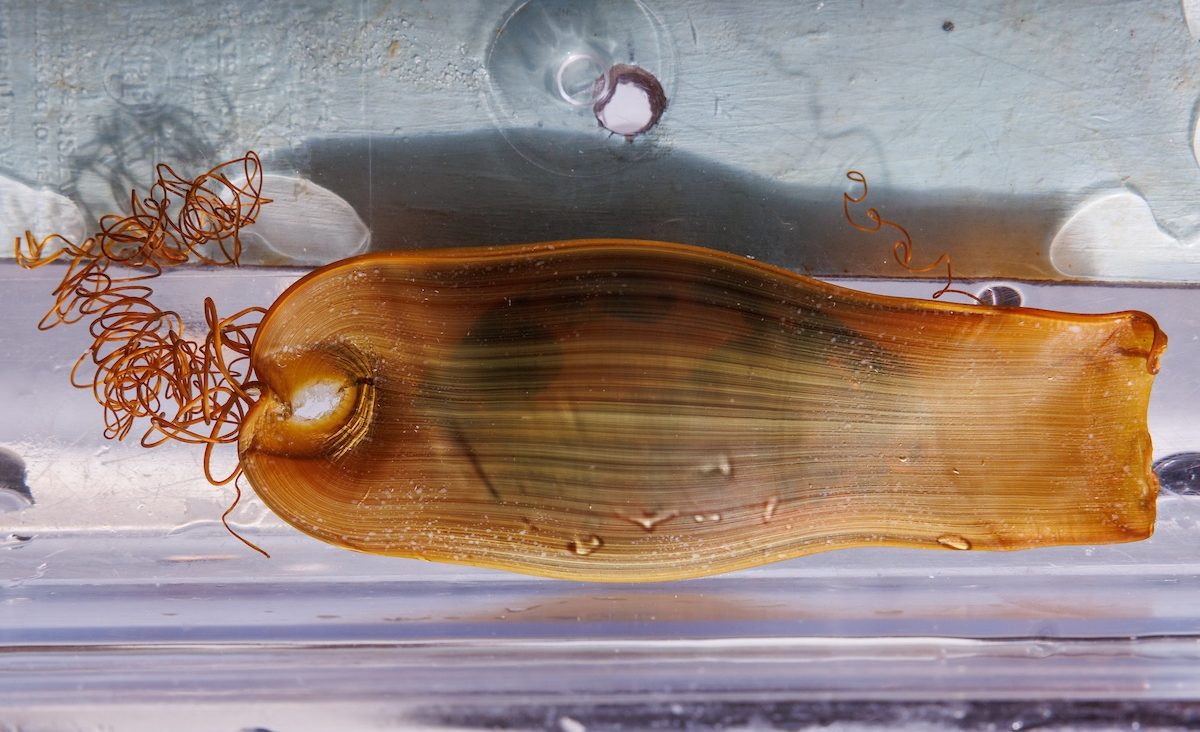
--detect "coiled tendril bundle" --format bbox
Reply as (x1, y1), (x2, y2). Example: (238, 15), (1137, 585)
(14, 153), (270, 554)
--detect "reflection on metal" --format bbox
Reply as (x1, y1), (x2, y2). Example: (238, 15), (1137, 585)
(0, 447), (33, 513)
(976, 285), (1023, 308)
(1154, 453), (1200, 496)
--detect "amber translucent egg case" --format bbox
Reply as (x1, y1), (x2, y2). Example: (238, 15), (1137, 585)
(2, 1), (1199, 728)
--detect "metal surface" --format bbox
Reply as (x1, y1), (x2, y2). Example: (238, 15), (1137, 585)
(4, 1), (1200, 279)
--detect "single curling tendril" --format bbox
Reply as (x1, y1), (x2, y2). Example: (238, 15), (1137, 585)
(842, 170), (983, 305)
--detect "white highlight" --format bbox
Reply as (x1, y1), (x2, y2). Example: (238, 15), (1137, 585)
(555, 52), (605, 107)
(224, 174), (370, 265)
(595, 79), (654, 136)
(0, 175), (86, 257)
(292, 381), (343, 422)
(1184, 0), (1200, 40)
(1049, 190), (1200, 282)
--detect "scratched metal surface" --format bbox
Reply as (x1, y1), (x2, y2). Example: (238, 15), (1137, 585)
(2, 0), (1200, 725)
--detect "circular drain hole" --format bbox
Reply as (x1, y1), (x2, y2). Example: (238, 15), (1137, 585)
(592, 64), (667, 138)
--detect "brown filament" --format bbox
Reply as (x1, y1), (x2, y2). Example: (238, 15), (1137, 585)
(223, 475), (271, 558)
(842, 170), (983, 304)
(14, 153), (270, 554)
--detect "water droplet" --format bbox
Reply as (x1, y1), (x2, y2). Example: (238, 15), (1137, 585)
(762, 496), (779, 522)
(700, 453), (732, 477)
(692, 513), (722, 523)
(623, 509), (678, 531)
(937, 534), (972, 550)
(568, 534), (603, 556)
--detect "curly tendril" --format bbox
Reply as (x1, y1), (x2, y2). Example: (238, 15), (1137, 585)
(842, 170), (983, 305)
(14, 152), (271, 557)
